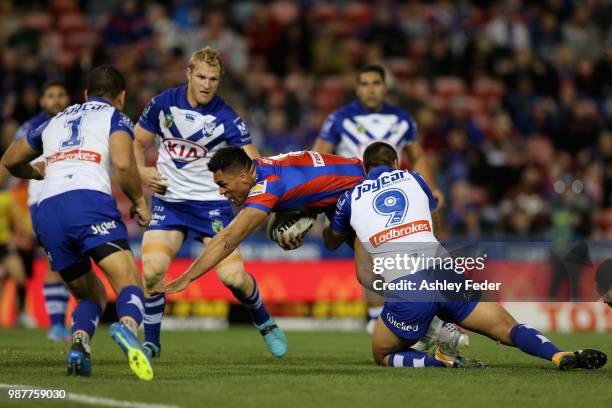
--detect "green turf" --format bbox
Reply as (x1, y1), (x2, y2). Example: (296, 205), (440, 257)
(0, 327), (610, 408)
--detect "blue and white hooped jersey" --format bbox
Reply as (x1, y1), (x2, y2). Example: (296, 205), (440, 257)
(138, 85), (252, 202)
(318, 100), (417, 158)
(331, 166), (437, 253)
(26, 97), (134, 203)
(15, 111), (49, 206)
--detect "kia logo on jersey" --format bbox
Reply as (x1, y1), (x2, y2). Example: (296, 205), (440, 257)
(163, 138), (207, 169)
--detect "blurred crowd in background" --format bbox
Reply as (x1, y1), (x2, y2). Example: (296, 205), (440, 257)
(1, 0), (612, 242)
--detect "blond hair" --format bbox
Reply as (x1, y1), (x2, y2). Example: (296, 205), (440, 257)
(188, 46), (224, 73)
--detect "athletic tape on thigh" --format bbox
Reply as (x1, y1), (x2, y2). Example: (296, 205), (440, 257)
(141, 243), (176, 258)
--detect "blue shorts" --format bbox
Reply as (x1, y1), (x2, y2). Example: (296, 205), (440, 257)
(380, 269), (480, 340)
(381, 300), (479, 340)
(34, 190), (128, 271)
(146, 197), (234, 240)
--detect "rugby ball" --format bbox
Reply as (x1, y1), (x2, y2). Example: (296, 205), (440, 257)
(267, 210), (317, 244)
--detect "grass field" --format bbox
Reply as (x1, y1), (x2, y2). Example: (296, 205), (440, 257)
(0, 327), (610, 408)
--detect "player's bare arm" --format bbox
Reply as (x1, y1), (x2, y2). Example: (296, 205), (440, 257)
(133, 123), (168, 194)
(1, 138), (44, 180)
(161, 206), (268, 293)
(110, 130), (151, 227)
(242, 143), (261, 159)
(312, 138), (335, 154)
(323, 224), (349, 250)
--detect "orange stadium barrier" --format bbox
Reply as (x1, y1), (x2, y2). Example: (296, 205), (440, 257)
(1, 259), (360, 327)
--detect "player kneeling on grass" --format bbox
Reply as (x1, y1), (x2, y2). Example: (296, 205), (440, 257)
(323, 141), (607, 370)
(1, 66), (154, 380)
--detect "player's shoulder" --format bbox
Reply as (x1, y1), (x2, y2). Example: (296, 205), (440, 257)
(383, 102), (414, 121)
(151, 85), (185, 107)
(111, 109), (135, 128)
(333, 100), (363, 119)
(210, 95), (242, 121)
(16, 112), (46, 140)
(356, 167), (408, 189)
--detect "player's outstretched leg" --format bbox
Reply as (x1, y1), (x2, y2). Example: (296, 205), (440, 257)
(458, 302), (607, 370)
(98, 250), (154, 381)
(215, 249), (287, 358)
(62, 263), (107, 377)
(141, 230), (183, 359)
(43, 267), (71, 342)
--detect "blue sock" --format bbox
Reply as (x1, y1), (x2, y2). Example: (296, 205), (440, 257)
(43, 283), (69, 327)
(144, 293), (165, 346)
(116, 285), (145, 327)
(509, 324), (562, 361)
(71, 300), (103, 338)
(232, 274), (271, 326)
(387, 350), (446, 367)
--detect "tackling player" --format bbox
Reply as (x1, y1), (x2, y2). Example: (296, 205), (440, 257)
(323, 142), (607, 370)
(13, 80), (71, 341)
(313, 64), (463, 346)
(133, 46), (286, 358)
(2, 66), (155, 380)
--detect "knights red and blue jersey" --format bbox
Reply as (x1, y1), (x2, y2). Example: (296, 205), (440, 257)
(244, 151), (365, 214)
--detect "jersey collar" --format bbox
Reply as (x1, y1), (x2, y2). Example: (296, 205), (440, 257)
(366, 165), (394, 180)
(352, 99), (392, 114)
(87, 97), (112, 106)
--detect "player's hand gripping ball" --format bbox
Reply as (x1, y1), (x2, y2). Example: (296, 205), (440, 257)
(267, 210), (316, 250)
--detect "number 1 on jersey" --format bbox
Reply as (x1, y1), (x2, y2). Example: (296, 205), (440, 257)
(373, 189), (408, 227)
(62, 116), (84, 149)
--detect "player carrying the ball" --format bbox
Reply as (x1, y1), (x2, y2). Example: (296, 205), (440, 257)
(157, 147), (364, 294)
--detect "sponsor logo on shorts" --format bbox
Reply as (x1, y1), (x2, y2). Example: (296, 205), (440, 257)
(150, 212), (166, 226)
(91, 220), (117, 235)
(212, 219), (224, 233)
(386, 313), (419, 332)
(369, 220), (431, 247)
(46, 149), (102, 165)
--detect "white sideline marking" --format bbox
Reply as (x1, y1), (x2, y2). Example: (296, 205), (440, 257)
(0, 384), (181, 408)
